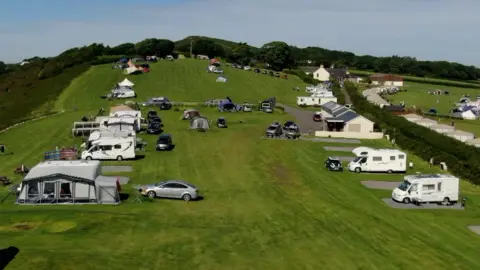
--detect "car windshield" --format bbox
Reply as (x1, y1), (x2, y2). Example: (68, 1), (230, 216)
(158, 136), (170, 143)
(267, 126), (276, 130)
(398, 181), (411, 191)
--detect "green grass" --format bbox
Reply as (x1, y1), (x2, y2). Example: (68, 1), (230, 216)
(350, 69), (480, 88)
(1, 60), (480, 270)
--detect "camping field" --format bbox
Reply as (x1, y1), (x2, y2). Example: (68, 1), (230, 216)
(1, 60), (480, 270)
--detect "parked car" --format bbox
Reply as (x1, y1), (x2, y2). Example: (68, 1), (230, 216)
(284, 126), (300, 139)
(156, 134), (173, 151)
(283, 121), (296, 130)
(147, 110), (158, 119)
(148, 115), (162, 124)
(147, 121), (163, 134)
(217, 117), (227, 128)
(266, 124), (283, 138)
(142, 97), (171, 108)
(141, 180), (200, 201)
(243, 66), (251, 71)
(325, 157), (343, 171)
(254, 68), (261, 73)
(243, 104), (252, 112)
(313, 112), (322, 122)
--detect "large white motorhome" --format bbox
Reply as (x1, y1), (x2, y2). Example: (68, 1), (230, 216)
(81, 137), (136, 161)
(348, 147), (407, 173)
(81, 130), (135, 149)
(392, 174), (459, 204)
(297, 96), (338, 106)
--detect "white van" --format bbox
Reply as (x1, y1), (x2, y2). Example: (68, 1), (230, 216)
(392, 174), (459, 204)
(81, 137), (136, 161)
(348, 147), (407, 173)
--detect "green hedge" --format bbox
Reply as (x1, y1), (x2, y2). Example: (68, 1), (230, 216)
(345, 82), (480, 185)
(331, 82), (345, 105)
(283, 69), (320, 85)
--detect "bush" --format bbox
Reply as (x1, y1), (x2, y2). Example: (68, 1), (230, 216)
(345, 82), (480, 185)
(283, 69), (320, 85)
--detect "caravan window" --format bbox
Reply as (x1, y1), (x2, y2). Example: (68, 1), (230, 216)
(422, 184), (435, 191)
(372, 156), (382, 161)
(398, 154), (405, 159)
(438, 182), (442, 191)
(390, 156), (396, 161)
(114, 144), (122, 149)
(100, 145), (112, 151)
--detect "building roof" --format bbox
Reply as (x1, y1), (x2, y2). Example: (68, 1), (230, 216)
(369, 73), (403, 82)
(383, 105), (405, 112)
(337, 111), (359, 123)
(331, 106), (350, 117)
(300, 66), (317, 73)
(325, 68), (348, 78)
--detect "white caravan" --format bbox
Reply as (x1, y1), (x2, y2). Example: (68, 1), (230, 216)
(348, 147), (407, 173)
(81, 137), (136, 161)
(297, 96), (338, 106)
(392, 174), (459, 204)
(114, 90), (136, 99)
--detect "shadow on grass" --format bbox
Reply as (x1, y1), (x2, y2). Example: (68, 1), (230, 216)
(0, 246), (19, 270)
(132, 155), (146, 161)
(119, 193), (130, 201)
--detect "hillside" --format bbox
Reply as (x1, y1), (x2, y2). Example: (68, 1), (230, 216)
(0, 60), (480, 269)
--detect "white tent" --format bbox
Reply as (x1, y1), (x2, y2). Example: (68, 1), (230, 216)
(118, 79), (134, 87)
(216, 76), (227, 83)
(124, 66), (141, 75)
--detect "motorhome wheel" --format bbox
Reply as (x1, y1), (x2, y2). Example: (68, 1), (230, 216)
(354, 167), (361, 173)
(443, 197), (450, 204)
(117, 155), (123, 161)
(387, 169), (393, 174)
(182, 194), (191, 201)
(86, 156), (92, 160)
(147, 191), (156, 198)
(402, 197), (410, 204)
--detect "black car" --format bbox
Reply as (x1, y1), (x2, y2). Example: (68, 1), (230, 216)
(217, 117), (227, 128)
(147, 121), (163, 134)
(156, 134), (173, 151)
(147, 110), (158, 119)
(254, 68), (261, 73)
(283, 121), (296, 130)
(159, 101), (172, 110)
(325, 157), (343, 171)
(148, 115), (162, 124)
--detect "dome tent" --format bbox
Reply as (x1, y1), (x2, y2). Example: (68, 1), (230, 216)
(189, 116), (210, 131)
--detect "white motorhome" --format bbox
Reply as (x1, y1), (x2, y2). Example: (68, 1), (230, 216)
(392, 174), (459, 204)
(81, 130), (135, 149)
(81, 137), (136, 161)
(297, 96), (338, 106)
(348, 147), (407, 173)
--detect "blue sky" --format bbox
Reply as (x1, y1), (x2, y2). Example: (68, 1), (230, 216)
(1, 0), (479, 66)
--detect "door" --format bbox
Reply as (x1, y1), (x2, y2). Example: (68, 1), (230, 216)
(408, 184), (419, 201)
(360, 157), (368, 170)
(157, 183), (177, 198)
(90, 146), (102, 159)
(420, 183), (438, 202)
(170, 183), (188, 198)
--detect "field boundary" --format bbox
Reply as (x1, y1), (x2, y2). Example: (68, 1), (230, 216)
(0, 110), (65, 134)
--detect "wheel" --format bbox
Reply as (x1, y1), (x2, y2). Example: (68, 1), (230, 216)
(443, 197), (450, 204)
(402, 197), (411, 204)
(86, 156), (92, 160)
(182, 194), (191, 201)
(147, 191), (156, 199)
(387, 169), (393, 174)
(354, 167), (361, 173)
(117, 156), (123, 161)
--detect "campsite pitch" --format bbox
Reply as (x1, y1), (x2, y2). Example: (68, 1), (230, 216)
(382, 198), (465, 210)
(323, 146), (357, 152)
(0, 60), (480, 270)
(361, 181), (401, 190)
(101, 165), (133, 173)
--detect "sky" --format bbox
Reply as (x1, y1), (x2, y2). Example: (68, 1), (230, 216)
(0, 0), (479, 66)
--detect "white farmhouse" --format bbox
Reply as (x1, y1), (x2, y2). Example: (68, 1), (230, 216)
(312, 64), (348, 82)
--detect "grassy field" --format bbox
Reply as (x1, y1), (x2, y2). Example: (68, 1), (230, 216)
(1, 60), (480, 270)
(350, 69), (480, 88)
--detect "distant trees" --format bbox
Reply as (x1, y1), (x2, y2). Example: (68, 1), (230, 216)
(0, 61), (6, 74)
(109, 43), (135, 55)
(259, 41), (294, 71)
(192, 39), (225, 58)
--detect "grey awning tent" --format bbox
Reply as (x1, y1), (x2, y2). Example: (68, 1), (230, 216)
(189, 116), (210, 130)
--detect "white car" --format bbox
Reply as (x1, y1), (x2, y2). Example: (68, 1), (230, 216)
(115, 90), (136, 99)
(243, 66), (251, 71)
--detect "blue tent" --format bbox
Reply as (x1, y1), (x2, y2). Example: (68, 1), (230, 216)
(119, 58), (128, 63)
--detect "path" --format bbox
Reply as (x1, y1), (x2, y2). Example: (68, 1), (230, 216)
(340, 87), (352, 104)
(362, 87), (390, 107)
(277, 104), (322, 133)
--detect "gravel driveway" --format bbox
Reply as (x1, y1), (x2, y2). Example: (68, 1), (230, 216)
(323, 146), (356, 152)
(299, 137), (361, 144)
(277, 104), (322, 133)
(361, 181), (400, 190)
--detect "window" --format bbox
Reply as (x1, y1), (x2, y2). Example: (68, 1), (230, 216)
(100, 145), (112, 151)
(437, 182), (442, 191)
(372, 156), (382, 161)
(43, 182), (55, 195)
(60, 183), (72, 198)
(422, 184), (435, 191)
(114, 144), (122, 149)
(360, 152), (368, 156)
(390, 156), (396, 161)
(410, 184), (418, 192)
(398, 155), (405, 159)
(163, 183), (176, 188)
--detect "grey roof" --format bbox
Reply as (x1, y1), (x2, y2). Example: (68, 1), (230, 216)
(300, 66), (317, 73)
(332, 107), (350, 117)
(337, 111), (359, 123)
(326, 68), (348, 78)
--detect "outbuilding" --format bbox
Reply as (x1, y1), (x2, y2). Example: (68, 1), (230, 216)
(16, 160), (125, 205)
(370, 73), (404, 87)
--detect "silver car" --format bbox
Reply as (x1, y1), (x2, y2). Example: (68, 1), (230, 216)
(141, 180), (200, 201)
